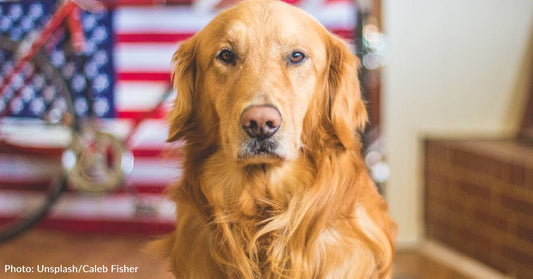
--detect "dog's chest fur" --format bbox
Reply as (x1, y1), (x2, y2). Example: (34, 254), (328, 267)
(190, 154), (319, 274)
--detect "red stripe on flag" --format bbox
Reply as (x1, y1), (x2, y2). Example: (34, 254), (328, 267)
(116, 32), (194, 43)
(102, 0), (191, 7)
(115, 29), (352, 45)
(0, 217), (175, 235)
(104, 0), (302, 7)
(117, 72), (171, 82)
(116, 108), (168, 120)
(0, 145), (176, 158)
(331, 29), (354, 40)
(0, 183), (168, 194)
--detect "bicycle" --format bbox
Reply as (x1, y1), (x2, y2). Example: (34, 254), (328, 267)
(0, 0), (175, 241)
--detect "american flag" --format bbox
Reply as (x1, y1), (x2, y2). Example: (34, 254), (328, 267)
(0, 0), (115, 118)
(0, 0), (356, 233)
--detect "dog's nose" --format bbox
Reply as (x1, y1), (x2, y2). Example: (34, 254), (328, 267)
(241, 105), (282, 140)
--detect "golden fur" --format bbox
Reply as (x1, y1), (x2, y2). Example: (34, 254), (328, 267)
(159, 0), (396, 278)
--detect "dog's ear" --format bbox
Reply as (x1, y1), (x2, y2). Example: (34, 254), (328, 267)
(326, 34), (368, 149)
(167, 37), (197, 142)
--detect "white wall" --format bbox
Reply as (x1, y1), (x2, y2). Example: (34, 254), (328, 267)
(382, 0), (533, 245)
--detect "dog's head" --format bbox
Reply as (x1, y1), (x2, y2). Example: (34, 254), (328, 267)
(167, 0), (367, 167)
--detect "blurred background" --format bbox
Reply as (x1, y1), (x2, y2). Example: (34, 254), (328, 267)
(0, 0), (532, 278)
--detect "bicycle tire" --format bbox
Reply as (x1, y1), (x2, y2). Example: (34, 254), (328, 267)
(0, 36), (75, 242)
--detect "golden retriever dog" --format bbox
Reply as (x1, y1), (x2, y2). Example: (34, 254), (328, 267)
(158, 0), (396, 278)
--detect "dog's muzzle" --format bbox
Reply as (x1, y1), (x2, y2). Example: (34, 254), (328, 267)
(238, 105), (283, 159)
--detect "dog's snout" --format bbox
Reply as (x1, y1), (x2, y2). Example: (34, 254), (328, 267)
(241, 105), (282, 140)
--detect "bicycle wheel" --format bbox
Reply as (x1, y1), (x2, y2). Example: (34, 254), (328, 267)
(0, 37), (75, 242)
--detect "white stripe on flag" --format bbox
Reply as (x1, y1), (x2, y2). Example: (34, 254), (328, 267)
(114, 4), (355, 35)
(0, 155), (179, 188)
(116, 81), (170, 111)
(0, 191), (175, 221)
(305, 2), (356, 30)
(115, 7), (216, 34)
(128, 119), (173, 148)
(130, 158), (181, 185)
(115, 43), (177, 73)
(0, 118), (171, 148)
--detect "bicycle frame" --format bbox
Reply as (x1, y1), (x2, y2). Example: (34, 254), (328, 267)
(0, 1), (81, 99)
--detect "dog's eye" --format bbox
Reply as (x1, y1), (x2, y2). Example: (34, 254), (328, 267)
(217, 49), (236, 64)
(289, 51), (306, 64)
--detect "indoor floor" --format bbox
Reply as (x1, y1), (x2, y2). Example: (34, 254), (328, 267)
(0, 230), (474, 279)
